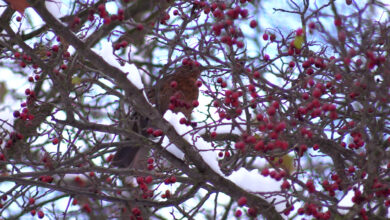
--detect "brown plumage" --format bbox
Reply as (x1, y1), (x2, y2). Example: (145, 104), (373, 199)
(147, 64), (203, 118)
(112, 64), (204, 168)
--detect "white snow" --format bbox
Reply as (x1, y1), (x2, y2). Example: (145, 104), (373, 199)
(46, 0), (63, 19)
(163, 110), (285, 212)
(92, 43), (143, 89)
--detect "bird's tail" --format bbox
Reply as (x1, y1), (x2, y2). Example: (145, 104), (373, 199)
(112, 112), (150, 168)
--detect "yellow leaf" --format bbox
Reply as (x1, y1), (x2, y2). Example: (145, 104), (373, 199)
(0, 82), (7, 103)
(72, 77), (81, 85)
(270, 154), (295, 173)
(293, 35), (304, 49)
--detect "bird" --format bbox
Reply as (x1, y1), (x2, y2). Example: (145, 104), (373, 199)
(112, 63), (204, 168)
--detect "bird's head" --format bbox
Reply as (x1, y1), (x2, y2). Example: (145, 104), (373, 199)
(177, 63), (206, 79)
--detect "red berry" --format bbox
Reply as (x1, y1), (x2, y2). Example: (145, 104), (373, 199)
(136, 24), (144, 31)
(72, 199), (78, 205)
(136, 176), (144, 184)
(312, 88), (322, 98)
(267, 106), (276, 116)
(52, 45), (59, 52)
(270, 34), (276, 41)
(146, 128), (154, 134)
(147, 158), (154, 164)
(248, 207), (258, 217)
(240, 9), (248, 18)
(170, 176), (176, 183)
(261, 168), (269, 176)
(73, 17), (80, 25)
(254, 140), (264, 151)
(145, 176), (153, 184)
(29, 197), (35, 205)
(281, 180), (291, 190)
(103, 16), (111, 25)
(237, 196), (247, 206)
(262, 33), (268, 40)
(120, 40), (128, 48)
(110, 14), (118, 21)
(38, 210), (44, 218)
(13, 111), (20, 118)
(179, 117), (187, 124)
(82, 204), (92, 213)
(20, 61), (26, 68)
(192, 100), (199, 107)
(14, 51), (21, 58)
(98, 4), (105, 12)
(249, 20), (257, 28)
(170, 81), (177, 88)
(296, 28), (303, 36)
(153, 129), (163, 137)
(236, 41), (244, 48)
(306, 179), (316, 193)
(106, 154), (114, 162)
(334, 18), (342, 26)
(235, 141), (245, 150)
(256, 113), (264, 121)
(218, 3), (226, 10)
(132, 207), (141, 216)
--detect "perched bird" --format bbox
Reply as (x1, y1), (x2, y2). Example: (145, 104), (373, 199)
(112, 63), (204, 168)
